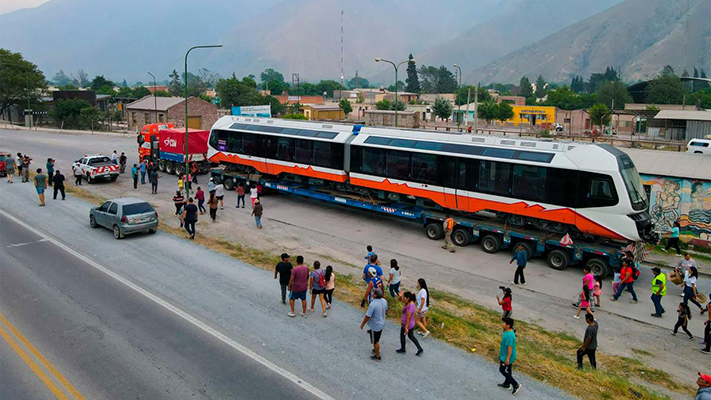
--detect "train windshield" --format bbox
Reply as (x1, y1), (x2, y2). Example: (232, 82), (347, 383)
(620, 162), (647, 211)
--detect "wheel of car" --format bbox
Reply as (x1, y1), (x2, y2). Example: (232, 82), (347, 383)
(586, 258), (609, 279)
(110, 175), (118, 182)
(158, 160), (166, 172)
(165, 161), (175, 175)
(425, 222), (444, 240)
(547, 249), (570, 270)
(148, 228), (157, 234)
(89, 215), (98, 228)
(452, 228), (472, 247)
(86, 173), (93, 184)
(113, 225), (122, 239)
(481, 234), (502, 253)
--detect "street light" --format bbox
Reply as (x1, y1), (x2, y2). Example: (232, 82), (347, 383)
(147, 72), (158, 124)
(375, 57), (412, 127)
(453, 64), (462, 128)
(184, 44), (222, 200)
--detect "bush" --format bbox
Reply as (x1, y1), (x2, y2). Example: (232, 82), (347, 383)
(282, 113), (307, 120)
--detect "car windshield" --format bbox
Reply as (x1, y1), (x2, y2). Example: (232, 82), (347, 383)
(620, 164), (647, 211)
(123, 202), (154, 215)
(89, 157), (111, 165)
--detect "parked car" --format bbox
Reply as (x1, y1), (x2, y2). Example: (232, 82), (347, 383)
(0, 154), (6, 176)
(553, 123), (564, 132)
(73, 154), (120, 183)
(686, 138), (711, 155)
(89, 197), (158, 239)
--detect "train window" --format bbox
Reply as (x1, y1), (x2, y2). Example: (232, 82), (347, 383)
(317, 131), (338, 139)
(590, 179), (613, 199)
(282, 128), (300, 136)
(312, 141), (332, 168)
(479, 161), (511, 195)
(415, 141), (443, 151)
(242, 133), (263, 157)
(441, 143), (484, 156)
(444, 158), (458, 188)
(298, 130), (318, 137)
(260, 126), (282, 133)
(295, 140), (312, 164)
(227, 130), (242, 153)
(276, 137), (294, 162)
(386, 150), (411, 180)
(482, 148), (516, 159)
(390, 139), (416, 148)
(365, 137), (391, 145)
(546, 168), (577, 207)
(458, 159), (478, 191)
(411, 153), (438, 184)
(578, 172), (618, 208)
(330, 144), (344, 170)
(512, 165), (547, 201)
(229, 123), (247, 130)
(361, 147), (385, 175)
(515, 151), (554, 163)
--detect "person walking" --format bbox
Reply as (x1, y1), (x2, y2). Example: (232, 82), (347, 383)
(695, 373), (711, 399)
(396, 291), (424, 356)
(577, 313), (598, 370)
(190, 162), (198, 184)
(365, 245), (376, 262)
(574, 288), (592, 319)
(415, 278), (430, 338)
(702, 300), (711, 354)
(360, 288), (388, 361)
(21, 156), (31, 182)
(207, 177), (215, 194)
(181, 197), (198, 239)
(362, 267), (384, 307)
(207, 192), (219, 222)
(46, 158), (54, 186)
(33, 168), (47, 206)
(110, 150), (118, 164)
(309, 261), (328, 317)
(324, 265), (335, 309)
(611, 265), (621, 296)
(195, 187), (206, 214)
(149, 169), (159, 194)
(682, 267), (705, 313)
(650, 266), (667, 317)
(593, 275), (603, 308)
(119, 152), (127, 173)
(611, 259), (638, 303)
(251, 199), (263, 228)
(662, 221), (682, 256)
(510, 244), (527, 285)
(497, 287), (513, 319)
(52, 170), (66, 200)
(139, 160), (147, 184)
(288, 256), (309, 317)
(671, 302), (694, 339)
(214, 181), (225, 209)
(497, 317), (521, 394)
(441, 215), (455, 253)
(362, 254), (383, 282)
(387, 259), (401, 298)
(5, 153), (16, 183)
(236, 182), (246, 208)
(172, 191), (185, 215)
(250, 184), (259, 207)
(677, 253), (697, 277)
(581, 265), (595, 308)
(274, 253), (293, 304)
(16, 153), (23, 180)
(131, 164), (139, 189)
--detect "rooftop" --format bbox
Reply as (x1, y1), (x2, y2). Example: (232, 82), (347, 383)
(125, 96), (184, 111)
(654, 110), (711, 122)
(621, 148), (711, 180)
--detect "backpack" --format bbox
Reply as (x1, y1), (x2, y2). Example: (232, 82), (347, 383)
(631, 262), (641, 280)
(316, 270), (327, 288)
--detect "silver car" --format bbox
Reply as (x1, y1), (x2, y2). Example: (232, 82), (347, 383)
(89, 197), (159, 239)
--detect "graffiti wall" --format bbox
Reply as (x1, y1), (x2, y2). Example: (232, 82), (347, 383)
(642, 174), (711, 244)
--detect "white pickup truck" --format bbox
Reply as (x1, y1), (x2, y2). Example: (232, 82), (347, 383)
(73, 154), (120, 183)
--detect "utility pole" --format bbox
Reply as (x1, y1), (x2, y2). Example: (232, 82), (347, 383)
(465, 87), (471, 131)
(375, 57), (412, 127)
(473, 83), (479, 134)
(453, 64), (462, 129)
(148, 71), (157, 124)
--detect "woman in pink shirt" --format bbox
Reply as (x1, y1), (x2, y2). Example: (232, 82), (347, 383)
(582, 266), (595, 306)
(396, 292), (423, 356)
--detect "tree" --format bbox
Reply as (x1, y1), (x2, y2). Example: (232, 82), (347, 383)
(264, 95), (284, 116)
(661, 65), (676, 77)
(570, 76), (585, 93)
(81, 106), (100, 130)
(317, 80), (343, 98)
(418, 65), (438, 93)
(90, 75), (114, 91)
(375, 99), (391, 110)
(496, 102), (514, 123)
(260, 68), (284, 85)
(51, 69), (72, 86)
(51, 98), (92, 128)
(198, 68), (220, 88)
(535, 75), (547, 99)
(699, 69), (710, 90)
(477, 101), (498, 123)
(132, 86), (151, 98)
(455, 85), (491, 106)
(432, 97), (452, 121)
(391, 99), (406, 111)
(154, 90), (171, 97)
(519, 76), (533, 98)
(435, 66), (457, 93)
(589, 104), (611, 130)
(405, 54), (420, 93)
(544, 86), (580, 110)
(339, 98), (352, 116)
(260, 67), (287, 95)
(596, 81), (632, 109)
(689, 88), (711, 109)
(387, 81), (405, 92)
(74, 69), (89, 87)
(588, 66), (619, 93)
(418, 65), (457, 94)
(347, 76), (369, 89)
(283, 113), (307, 120)
(168, 69), (183, 96)
(0, 49), (47, 120)
(646, 75), (684, 104)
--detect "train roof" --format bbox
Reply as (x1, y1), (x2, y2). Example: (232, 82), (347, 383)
(212, 115), (354, 142)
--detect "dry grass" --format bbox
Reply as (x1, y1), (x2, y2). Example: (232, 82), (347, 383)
(56, 182), (692, 399)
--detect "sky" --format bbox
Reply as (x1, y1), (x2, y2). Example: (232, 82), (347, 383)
(0, 0), (49, 15)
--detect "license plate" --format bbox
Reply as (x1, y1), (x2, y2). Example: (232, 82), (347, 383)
(135, 217), (149, 223)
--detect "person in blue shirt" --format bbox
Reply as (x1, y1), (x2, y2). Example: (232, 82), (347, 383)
(662, 221), (682, 255)
(139, 161), (147, 184)
(46, 158), (55, 186)
(510, 245), (528, 285)
(365, 245), (376, 262)
(131, 164), (139, 190)
(362, 268), (384, 307)
(362, 254), (383, 282)
(498, 317), (521, 394)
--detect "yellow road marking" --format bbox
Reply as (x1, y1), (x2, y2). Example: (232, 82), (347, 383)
(0, 313), (85, 400)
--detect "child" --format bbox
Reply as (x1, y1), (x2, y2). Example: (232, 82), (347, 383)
(496, 287), (513, 319)
(611, 266), (621, 296)
(671, 302), (693, 339)
(593, 275), (603, 308)
(178, 177), (184, 191)
(574, 290), (591, 319)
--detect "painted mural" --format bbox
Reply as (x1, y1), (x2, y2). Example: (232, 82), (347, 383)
(642, 174), (711, 244)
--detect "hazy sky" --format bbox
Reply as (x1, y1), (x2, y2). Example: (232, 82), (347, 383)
(0, 0), (49, 15)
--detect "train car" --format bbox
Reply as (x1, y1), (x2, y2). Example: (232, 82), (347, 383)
(207, 116), (656, 243)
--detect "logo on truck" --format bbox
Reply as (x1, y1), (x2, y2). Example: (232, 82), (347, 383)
(163, 138), (178, 148)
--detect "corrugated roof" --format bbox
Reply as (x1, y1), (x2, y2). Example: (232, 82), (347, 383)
(654, 110), (711, 121)
(125, 96), (184, 111)
(621, 148), (711, 180)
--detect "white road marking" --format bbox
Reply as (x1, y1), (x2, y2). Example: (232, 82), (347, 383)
(0, 209), (334, 400)
(4, 238), (49, 248)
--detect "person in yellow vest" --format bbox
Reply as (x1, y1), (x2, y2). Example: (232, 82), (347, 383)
(441, 215), (455, 253)
(650, 266), (666, 317)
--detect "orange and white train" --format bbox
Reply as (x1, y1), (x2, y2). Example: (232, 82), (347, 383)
(207, 116), (656, 243)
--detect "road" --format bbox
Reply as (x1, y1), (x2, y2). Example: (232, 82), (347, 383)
(0, 168), (570, 399)
(1, 127), (707, 392)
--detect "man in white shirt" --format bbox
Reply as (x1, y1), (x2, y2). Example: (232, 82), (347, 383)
(214, 182), (225, 209)
(110, 150), (118, 164)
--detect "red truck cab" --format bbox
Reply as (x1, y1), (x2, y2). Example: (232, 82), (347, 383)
(137, 123), (175, 163)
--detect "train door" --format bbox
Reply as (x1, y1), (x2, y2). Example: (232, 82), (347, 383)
(442, 157), (458, 209)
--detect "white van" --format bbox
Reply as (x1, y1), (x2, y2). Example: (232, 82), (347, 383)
(686, 138), (711, 155)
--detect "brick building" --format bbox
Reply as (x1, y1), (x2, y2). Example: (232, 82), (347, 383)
(125, 96), (218, 131)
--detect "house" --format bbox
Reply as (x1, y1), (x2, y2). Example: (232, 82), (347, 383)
(124, 96), (218, 131)
(301, 104), (344, 121)
(274, 95), (325, 106)
(364, 110), (419, 128)
(649, 110), (711, 141)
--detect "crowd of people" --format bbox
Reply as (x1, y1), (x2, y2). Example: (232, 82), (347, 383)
(5, 153), (68, 205)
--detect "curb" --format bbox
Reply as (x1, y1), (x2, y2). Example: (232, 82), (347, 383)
(642, 258), (711, 278)
(2, 124), (130, 138)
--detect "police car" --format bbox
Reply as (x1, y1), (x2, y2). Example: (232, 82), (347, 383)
(73, 154), (120, 183)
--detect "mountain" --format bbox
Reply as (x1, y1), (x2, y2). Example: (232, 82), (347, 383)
(415, 0), (622, 79)
(468, 0), (711, 84)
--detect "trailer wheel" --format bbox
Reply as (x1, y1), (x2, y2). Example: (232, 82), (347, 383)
(425, 222), (444, 240)
(547, 249), (570, 270)
(452, 228), (472, 247)
(175, 163), (185, 176)
(86, 173), (94, 184)
(586, 258), (609, 279)
(165, 161), (175, 175)
(158, 160), (167, 172)
(481, 235), (502, 254)
(511, 242), (534, 261)
(223, 177), (235, 191)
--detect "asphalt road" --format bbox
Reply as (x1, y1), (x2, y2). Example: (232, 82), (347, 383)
(0, 172), (570, 399)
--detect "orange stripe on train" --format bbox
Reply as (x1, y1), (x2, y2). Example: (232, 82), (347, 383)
(210, 152), (347, 183)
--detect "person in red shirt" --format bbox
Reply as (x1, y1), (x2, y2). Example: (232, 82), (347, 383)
(611, 259), (638, 303)
(497, 287), (513, 319)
